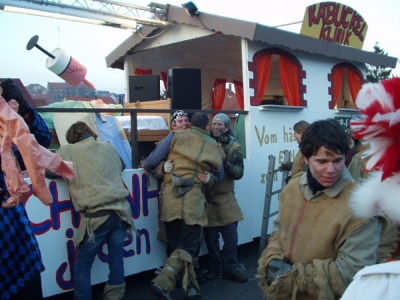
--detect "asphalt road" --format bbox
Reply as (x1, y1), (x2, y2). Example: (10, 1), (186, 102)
(46, 238), (265, 300)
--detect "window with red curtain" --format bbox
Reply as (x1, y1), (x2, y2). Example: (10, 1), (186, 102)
(280, 56), (301, 106)
(134, 68), (152, 75)
(329, 63), (363, 109)
(347, 68), (363, 106)
(212, 78), (227, 110)
(331, 67), (344, 109)
(233, 80), (244, 110)
(255, 54), (272, 106)
(250, 48), (305, 107)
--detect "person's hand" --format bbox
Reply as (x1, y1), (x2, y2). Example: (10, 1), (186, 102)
(0, 189), (15, 208)
(266, 267), (296, 299)
(163, 160), (174, 173)
(2, 197), (18, 208)
(267, 259), (294, 282)
(198, 171), (211, 183)
(280, 163), (290, 171)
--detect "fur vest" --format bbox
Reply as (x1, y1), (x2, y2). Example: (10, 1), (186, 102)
(206, 139), (243, 226)
(159, 127), (225, 226)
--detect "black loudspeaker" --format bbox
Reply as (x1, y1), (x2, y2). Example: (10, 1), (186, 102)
(168, 68), (202, 110)
(129, 75), (160, 102)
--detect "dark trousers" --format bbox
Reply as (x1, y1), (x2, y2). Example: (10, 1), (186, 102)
(165, 219), (202, 257)
(203, 222), (239, 273)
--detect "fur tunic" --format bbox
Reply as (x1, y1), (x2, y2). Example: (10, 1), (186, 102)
(56, 137), (134, 245)
(159, 127), (225, 226)
(259, 170), (380, 299)
(206, 139), (243, 226)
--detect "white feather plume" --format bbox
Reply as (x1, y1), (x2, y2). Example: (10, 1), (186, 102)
(355, 82), (395, 111)
(350, 172), (400, 223)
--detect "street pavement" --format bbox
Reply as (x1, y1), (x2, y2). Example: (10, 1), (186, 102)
(46, 238), (265, 300)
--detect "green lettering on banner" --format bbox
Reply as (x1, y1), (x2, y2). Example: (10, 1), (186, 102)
(334, 116), (351, 132)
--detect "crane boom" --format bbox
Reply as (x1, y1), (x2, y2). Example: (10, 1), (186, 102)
(0, 0), (172, 29)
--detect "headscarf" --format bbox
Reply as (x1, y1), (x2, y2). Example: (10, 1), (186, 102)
(171, 110), (188, 124)
(212, 113), (237, 141)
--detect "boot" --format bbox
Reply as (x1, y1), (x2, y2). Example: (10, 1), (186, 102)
(103, 282), (125, 300)
(152, 249), (193, 292)
(184, 263), (201, 299)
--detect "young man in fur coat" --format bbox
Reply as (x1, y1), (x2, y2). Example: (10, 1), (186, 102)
(258, 118), (383, 300)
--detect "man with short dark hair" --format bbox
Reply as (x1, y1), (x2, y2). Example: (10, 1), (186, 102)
(53, 121), (135, 300)
(52, 121), (134, 300)
(258, 118), (383, 300)
(145, 112), (225, 300)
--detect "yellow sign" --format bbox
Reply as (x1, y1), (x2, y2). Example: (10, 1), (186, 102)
(300, 2), (368, 49)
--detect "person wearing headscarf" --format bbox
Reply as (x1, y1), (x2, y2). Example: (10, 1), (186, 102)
(202, 113), (247, 283)
(170, 110), (190, 130)
(146, 110), (191, 257)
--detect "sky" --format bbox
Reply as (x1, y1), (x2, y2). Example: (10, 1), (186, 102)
(1, 0), (399, 94)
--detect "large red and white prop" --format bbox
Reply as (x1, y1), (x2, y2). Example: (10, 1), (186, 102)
(350, 77), (400, 223)
(350, 77), (400, 181)
(26, 35), (95, 90)
(0, 96), (75, 208)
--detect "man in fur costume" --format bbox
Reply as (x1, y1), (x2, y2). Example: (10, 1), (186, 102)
(257, 118), (383, 300)
(50, 121), (134, 300)
(341, 77), (400, 300)
(202, 113), (247, 283)
(150, 110), (191, 255)
(144, 112), (225, 300)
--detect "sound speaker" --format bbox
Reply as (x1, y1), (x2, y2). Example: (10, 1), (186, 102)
(129, 74), (160, 102)
(168, 68), (201, 110)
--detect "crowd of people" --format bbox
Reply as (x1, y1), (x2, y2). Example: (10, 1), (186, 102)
(2, 76), (400, 300)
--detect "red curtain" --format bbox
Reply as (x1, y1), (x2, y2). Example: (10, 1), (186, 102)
(212, 78), (227, 110)
(134, 68), (152, 75)
(160, 71), (168, 91)
(233, 80), (244, 110)
(347, 68), (363, 105)
(279, 56), (301, 106)
(332, 67), (344, 108)
(256, 54), (272, 105)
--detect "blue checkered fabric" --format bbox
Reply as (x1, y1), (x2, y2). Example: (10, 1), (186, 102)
(0, 109), (51, 299)
(0, 205), (44, 299)
(28, 111), (52, 149)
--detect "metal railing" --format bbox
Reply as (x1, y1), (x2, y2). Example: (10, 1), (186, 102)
(36, 107), (248, 168)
